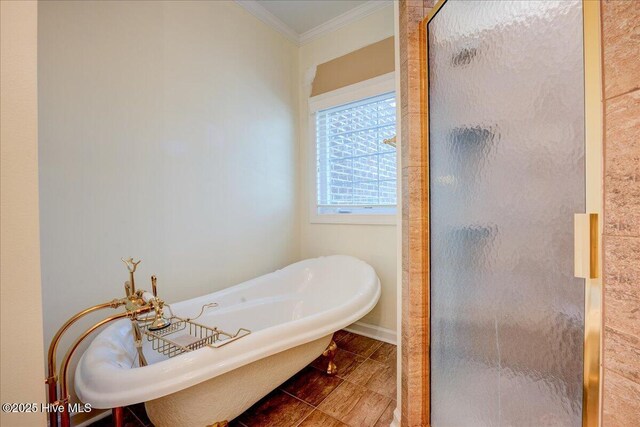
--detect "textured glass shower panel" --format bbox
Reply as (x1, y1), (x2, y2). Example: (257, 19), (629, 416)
(428, 1), (585, 426)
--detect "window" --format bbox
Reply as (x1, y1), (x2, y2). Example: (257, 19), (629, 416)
(310, 77), (397, 225)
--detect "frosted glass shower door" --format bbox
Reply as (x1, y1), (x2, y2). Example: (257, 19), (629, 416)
(428, 1), (586, 426)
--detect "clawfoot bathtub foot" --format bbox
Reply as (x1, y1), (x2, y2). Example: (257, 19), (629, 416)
(323, 340), (338, 375)
(207, 421), (229, 427)
(112, 407), (124, 427)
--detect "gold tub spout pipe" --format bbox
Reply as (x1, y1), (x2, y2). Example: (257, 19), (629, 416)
(46, 299), (125, 427)
(58, 311), (132, 427)
(47, 258), (168, 427)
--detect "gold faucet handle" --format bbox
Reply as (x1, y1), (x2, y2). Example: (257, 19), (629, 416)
(121, 257), (141, 273)
(151, 275), (158, 297)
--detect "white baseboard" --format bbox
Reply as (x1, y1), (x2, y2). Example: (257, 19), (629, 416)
(344, 321), (396, 345)
(390, 407), (401, 427)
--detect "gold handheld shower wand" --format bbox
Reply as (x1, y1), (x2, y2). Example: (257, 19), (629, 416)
(45, 258), (171, 427)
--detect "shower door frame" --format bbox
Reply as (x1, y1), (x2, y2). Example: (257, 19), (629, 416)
(419, 1), (604, 426)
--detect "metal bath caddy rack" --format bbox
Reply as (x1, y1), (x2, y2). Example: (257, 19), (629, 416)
(141, 318), (251, 358)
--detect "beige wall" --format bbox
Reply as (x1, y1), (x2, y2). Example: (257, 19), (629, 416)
(601, 1), (640, 425)
(298, 5), (397, 332)
(37, 0), (299, 415)
(0, 1), (47, 426)
(7, 4), (399, 424)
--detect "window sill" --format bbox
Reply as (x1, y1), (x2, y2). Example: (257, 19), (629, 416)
(309, 213), (397, 226)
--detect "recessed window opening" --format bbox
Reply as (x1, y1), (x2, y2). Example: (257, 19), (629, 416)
(315, 91), (397, 218)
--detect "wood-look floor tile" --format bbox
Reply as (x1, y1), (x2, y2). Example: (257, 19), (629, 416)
(89, 409), (144, 427)
(333, 330), (350, 343)
(310, 348), (367, 379)
(128, 403), (152, 426)
(317, 381), (391, 427)
(237, 389), (313, 427)
(369, 343), (397, 367)
(338, 333), (383, 358)
(373, 401), (396, 427)
(228, 418), (246, 427)
(345, 359), (396, 399)
(281, 366), (343, 406)
(92, 333), (392, 427)
(297, 410), (348, 427)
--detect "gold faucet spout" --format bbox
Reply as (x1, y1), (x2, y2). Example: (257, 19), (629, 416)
(46, 257), (168, 427)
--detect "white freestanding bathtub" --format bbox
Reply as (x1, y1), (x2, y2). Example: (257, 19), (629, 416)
(75, 255), (381, 426)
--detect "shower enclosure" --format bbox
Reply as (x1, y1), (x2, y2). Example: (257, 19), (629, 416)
(425, 1), (602, 425)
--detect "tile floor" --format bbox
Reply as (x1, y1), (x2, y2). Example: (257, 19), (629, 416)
(89, 331), (396, 427)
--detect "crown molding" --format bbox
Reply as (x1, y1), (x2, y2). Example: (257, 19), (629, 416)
(299, 0), (393, 45)
(234, 0), (299, 44)
(234, 0), (393, 47)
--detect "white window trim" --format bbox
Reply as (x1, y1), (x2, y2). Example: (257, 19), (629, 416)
(308, 72), (397, 226)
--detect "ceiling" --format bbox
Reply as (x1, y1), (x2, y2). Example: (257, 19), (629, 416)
(258, 0), (369, 34)
(235, 0), (392, 45)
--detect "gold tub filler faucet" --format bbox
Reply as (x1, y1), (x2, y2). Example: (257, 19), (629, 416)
(45, 258), (251, 427)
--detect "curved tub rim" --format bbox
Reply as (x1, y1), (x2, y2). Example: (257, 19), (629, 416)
(75, 255), (381, 407)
